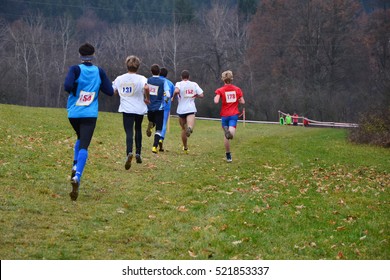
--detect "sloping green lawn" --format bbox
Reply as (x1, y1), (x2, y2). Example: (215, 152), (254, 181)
(0, 104), (388, 260)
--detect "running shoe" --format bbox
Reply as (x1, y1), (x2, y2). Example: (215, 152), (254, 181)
(125, 153), (133, 170)
(158, 139), (164, 152)
(186, 126), (193, 137)
(226, 152), (232, 163)
(69, 176), (79, 201)
(152, 146), (158, 154)
(224, 127), (233, 140)
(146, 122), (155, 137)
(135, 154), (142, 163)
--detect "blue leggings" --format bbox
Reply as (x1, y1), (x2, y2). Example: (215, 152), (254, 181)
(69, 117), (96, 181)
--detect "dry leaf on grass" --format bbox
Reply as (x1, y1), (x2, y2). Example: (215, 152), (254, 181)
(188, 250), (197, 258)
(177, 205), (188, 212)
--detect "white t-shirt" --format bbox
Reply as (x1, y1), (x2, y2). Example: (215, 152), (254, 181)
(113, 73), (148, 115)
(174, 80), (203, 115)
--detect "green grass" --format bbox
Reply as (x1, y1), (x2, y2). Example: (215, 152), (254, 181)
(0, 104), (389, 260)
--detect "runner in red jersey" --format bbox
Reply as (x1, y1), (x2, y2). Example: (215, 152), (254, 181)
(214, 70), (245, 162)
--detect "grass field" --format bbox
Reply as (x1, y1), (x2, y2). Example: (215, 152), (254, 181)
(0, 104), (389, 260)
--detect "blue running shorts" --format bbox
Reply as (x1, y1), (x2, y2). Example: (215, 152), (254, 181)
(221, 114), (239, 128)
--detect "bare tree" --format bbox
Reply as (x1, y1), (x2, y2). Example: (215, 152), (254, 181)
(8, 19), (36, 106)
(50, 16), (75, 107)
(26, 13), (50, 106)
(198, 1), (232, 80)
(247, 0), (366, 121)
(365, 4), (390, 109)
(0, 19), (11, 103)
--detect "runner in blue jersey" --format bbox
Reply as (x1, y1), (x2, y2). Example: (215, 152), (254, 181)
(146, 64), (171, 153)
(158, 67), (175, 151)
(64, 43), (114, 201)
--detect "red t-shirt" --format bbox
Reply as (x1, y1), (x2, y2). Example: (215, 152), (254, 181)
(215, 84), (243, 117)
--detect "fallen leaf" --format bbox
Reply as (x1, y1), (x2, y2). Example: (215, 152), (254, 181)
(161, 181), (176, 185)
(177, 205), (188, 212)
(192, 226), (201, 231)
(299, 188), (308, 194)
(188, 250), (197, 258)
(338, 199), (346, 205)
(355, 249), (361, 256)
(337, 251), (345, 259)
(253, 205), (262, 213)
(220, 224), (228, 231)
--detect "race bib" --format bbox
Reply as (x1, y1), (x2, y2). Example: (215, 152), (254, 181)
(149, 84), (159, 96)
(225, 91), (237, 103)
(76, 90), (96, 106)
(120, 82), (135, 97)
(183, 87), (195, 98)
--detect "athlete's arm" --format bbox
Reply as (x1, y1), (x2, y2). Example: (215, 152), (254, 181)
(172, 87), (180, 101)
(144, 83), (150, 104)
(64, 65), (80, 95)
(163, 80), (171, 98)
(214, 94), (220, 104)
(99, 68), (114, 96)
(195, 92), (204, 98)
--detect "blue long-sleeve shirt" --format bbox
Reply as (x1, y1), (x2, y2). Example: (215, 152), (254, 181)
(64, 62), (113, 118)
(147, 75), (170, 112)
(160, 76), (175, 111)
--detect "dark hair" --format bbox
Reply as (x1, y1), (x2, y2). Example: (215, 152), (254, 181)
(160, 67), (168, 77)
(181, 70), (190, 79)
(151, 64), (160, 75)
(79, 43), (95, 56)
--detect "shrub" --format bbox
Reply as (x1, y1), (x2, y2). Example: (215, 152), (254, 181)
(348, 107), (390, 148)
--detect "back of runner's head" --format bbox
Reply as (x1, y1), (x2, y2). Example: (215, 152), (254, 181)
(221, 70), (233, 84)
(160, 67), (168, 77)
(79, 43), (95, 61)
(151, 64), (160, 75)
(126, 56), (140, 72)
(181, 70), (190, 80)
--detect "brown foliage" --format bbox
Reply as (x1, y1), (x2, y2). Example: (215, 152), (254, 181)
(348, 107), (390, 147)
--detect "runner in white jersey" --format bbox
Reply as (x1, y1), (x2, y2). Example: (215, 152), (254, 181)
(173, 70), (204, 153)
(112, 55), (150, 169)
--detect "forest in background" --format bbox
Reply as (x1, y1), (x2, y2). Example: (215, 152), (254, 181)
(0, 0), (388, 122)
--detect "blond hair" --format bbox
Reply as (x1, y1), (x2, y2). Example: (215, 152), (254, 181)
(221, 70), (233, 83)
(126, 55), (140, 72)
